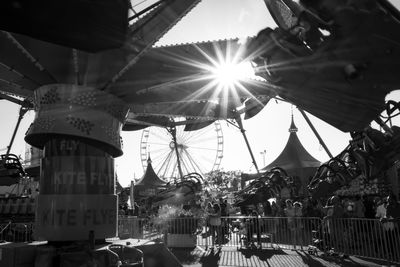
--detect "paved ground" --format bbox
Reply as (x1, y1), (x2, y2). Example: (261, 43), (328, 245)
(170, 246), (397, 267)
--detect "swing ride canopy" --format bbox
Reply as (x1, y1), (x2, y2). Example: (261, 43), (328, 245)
(0, 1), (399, 132)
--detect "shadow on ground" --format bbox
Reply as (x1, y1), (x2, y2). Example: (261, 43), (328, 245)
(296, 251), (346, 267)
(199, 247), (221, 267)
(171, 247), (222, 267)
(296, 250), (395, 267)
(170, 247), (203, 265)
(170, 247), (397, 267)
(239, 247), (288, 260)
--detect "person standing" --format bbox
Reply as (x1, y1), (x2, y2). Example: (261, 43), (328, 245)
(375, 198), (386, 220)
(323, 196), (344, 251)
(133, 202), (140, 217)
(208, 203), (222, 248)
(386, 194), (400, 221)
(246, 210), (261, 249)
(294, 201), (304, 247)
(354, 196), (365, 218)
(284, 199), (296, 247)
(219, 198), (227, 216)
(381, 194), (400, 260)
(263, 201), (272, 217)
(204, 202), (214, 236)
(219, 198), (228, 238)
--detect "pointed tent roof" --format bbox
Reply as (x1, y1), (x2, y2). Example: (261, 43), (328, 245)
(262, 114), (321, 171)
(135, 157), (167, 187)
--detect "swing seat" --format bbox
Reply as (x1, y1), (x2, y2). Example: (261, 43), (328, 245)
(0, 154), (24, 185)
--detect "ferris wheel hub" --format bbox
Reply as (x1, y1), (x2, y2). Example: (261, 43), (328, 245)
(169, 141), (186, 150)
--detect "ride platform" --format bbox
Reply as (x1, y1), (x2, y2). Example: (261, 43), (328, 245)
(171, 246), (395, 267)
(0, 238), (182, 267)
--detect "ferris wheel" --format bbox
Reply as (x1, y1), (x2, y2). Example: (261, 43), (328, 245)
(140, 119), (224, 180)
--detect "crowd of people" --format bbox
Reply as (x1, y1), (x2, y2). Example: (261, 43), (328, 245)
(128, 189), (400, 226)
(195, 193), (400, 251)
(115, 186), (400, 261)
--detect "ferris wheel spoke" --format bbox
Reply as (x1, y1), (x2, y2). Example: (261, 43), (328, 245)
(180, 156), (191, 175)
(182, 149), (201, 174)
(183, 133), (211, 145)
(188, 152), (216, 171)
(186, 146), (218, 151)
(148, 146), (172, 154)
(183, 148), (205, 174)
(151, 149), (173, 165)
(181, 150), (197, 174)
(182, 127), (212, 143)
(152, 153), (169, 170)
(148, 149), (172, 158)
(168, 156), (179, 179)
(150, 130), (172, 143)
(147, 142), (171, 146)
(157, 151), (174, 178)
(179, 125), (205, 141)
(168, 153), (179, 179)
(184, 134), (217, 144)
(146, 149), (172, 161)
(148, 144), (171, 154)
(178, 150), (192, 172)
(179, 129), (200, 143)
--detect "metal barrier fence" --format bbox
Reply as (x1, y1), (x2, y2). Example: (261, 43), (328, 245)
(2, 217), (398, 264)
(116, 216), (400, 264)
(118, 216), (164, 241)
(322, 218), (400, 264)
(0, 222), (34, 243)
(193, 216), (322, 251)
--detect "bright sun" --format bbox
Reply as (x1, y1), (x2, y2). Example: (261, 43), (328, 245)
(210, 61), (255, 88)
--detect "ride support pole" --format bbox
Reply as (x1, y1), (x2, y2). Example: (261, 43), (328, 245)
(6, 106), (28, 155)
(298, 108), (333, 158)
(235, 115), (260, 173)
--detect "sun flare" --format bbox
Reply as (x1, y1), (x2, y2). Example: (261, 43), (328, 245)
(210, 61), (255, 88)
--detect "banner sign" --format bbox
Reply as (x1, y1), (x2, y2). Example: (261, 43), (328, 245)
(35, 194), (117, 241)
(40, 156), (114, 194)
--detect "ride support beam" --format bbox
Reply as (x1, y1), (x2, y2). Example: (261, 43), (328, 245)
(100, 0), (201, 90)
(6, 105), (29, 155)
(298, 108), (333, 158)
(168, 126), (184, 180)
(234, 115), (260, 173)
(25, 84), (128, 241)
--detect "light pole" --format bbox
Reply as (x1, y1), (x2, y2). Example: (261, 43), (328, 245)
(260, 149), (266, 167)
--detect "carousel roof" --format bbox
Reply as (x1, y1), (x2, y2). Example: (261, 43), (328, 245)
(262, 115), (321, 171)
(135, 157), (167, 187)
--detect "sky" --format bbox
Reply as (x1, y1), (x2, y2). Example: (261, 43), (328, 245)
(1, 0), (400, 187)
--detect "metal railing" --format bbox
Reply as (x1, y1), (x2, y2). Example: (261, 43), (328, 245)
(321, 218), (400, 263)
(192, 216), (321, 250)
(2, 216), (398, 264)
(0, 222), (34, 243)
(116, 216), (400, 264)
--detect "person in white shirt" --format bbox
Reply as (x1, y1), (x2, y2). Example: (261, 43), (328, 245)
(375, 199), (386, 219)
(376, 198), (394, 231)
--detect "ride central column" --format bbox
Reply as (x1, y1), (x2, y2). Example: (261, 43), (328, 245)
(25, 84), (128, 241)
